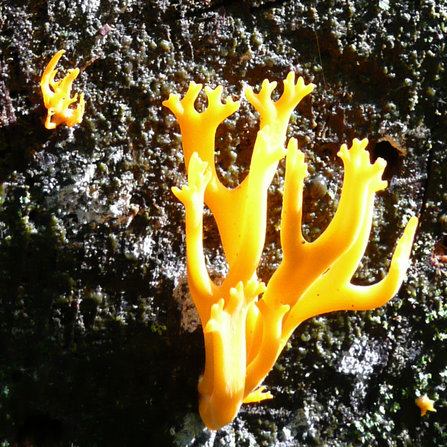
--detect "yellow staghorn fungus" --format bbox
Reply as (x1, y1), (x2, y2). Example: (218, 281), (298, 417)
(415, 395), (437, 416)
(163, 72), (418, 431)
(41, 50), (85, 129)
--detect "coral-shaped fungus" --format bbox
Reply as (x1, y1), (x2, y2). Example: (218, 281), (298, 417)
(163, 73), (418, 430)
(415, 395), (437, 416)
(41, 50), (85, 129)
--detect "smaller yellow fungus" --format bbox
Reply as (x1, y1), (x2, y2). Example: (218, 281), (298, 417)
(415, 395), (437, 416)
(40, 50), (85, 129)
